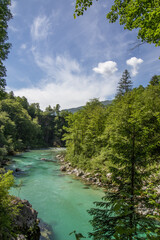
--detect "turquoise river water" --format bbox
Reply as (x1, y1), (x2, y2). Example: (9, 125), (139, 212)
(8, 149), (104, 240)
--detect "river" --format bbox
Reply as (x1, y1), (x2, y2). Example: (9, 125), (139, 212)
(8, 149), (104, 240)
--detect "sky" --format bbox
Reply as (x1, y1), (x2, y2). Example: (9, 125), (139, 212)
(6, 0), (160, 110)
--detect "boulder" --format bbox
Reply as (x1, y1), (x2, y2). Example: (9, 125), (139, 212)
(95, 173), (100, 177)
(39, 219), (54, 240)
(11, 197), (40, 240)
(56, 154), (65, 162)
(76, 170), (84, 177)
(106, 173), (112, 179)
(85, 172), (91, 177)
(41, 158), (48, 161)
(15, 168), (21, 172)
(92, 178), (98, 183)
(60, 165), (67, 171)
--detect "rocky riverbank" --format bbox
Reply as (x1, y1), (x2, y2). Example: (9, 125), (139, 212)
(56, 154), (110, 188)
(9, 197), (54, 240)
(10, 197), (40, 240)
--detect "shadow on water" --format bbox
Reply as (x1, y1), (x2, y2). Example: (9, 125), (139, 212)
(39, 219), (55, 240)
(16, 155), (27, 158)
(40, 159), (58, 163)
(12, 169), (29, 178)
(83, 186), (90, 189)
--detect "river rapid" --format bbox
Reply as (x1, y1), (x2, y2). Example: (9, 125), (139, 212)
(9, 149), (104, 240)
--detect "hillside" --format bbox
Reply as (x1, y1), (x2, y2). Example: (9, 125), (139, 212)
(64, 100), (112, 113)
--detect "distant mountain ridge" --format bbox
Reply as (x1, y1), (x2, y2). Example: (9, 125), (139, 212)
(64, 100), (112, 113)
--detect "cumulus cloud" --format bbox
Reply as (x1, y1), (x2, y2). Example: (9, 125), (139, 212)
(126, 57), (143, 76)
(93, 61), (118, 75)
(13, 50), (119, 109)
(14, 75), (118, 110)
(31, 15), (52, 41)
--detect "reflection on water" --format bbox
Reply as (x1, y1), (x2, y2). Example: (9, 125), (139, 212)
(9, 149), (104, 240)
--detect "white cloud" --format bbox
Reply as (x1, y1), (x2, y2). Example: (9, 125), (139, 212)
(13, 50), (119, 110)
(8, 25), (19, 32)
(126, 57), (143, 76)
(31, 47), (81, 82)
(14, 75), (118, 110)
(10, 1), (17, 16)
(31, 15), (52, 41)
(20, 44), (27, 50)
(93, 61), (118, 75)
(8, 1), (19, 32)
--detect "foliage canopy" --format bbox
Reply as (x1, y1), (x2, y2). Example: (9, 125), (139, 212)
(64, 81), (160, 239)
(74, 0), (160, 46)
(0, 0), (12, 98)
(0, 169), (18, 239)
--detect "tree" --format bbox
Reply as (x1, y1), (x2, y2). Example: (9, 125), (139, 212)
(7, 91), (15, 99)
(88, 86), (160, 239)
(0, 0), (12, 99)
(0, 99), (42, 150)
(74, 0), (160, 46)
(116, 69), (132, 97)
(16, 96), (29, 110)
(149, 75), (160, 86)
(0, 169), (18, 239)
(63, 99), (106, 170)
(54, 103), (60, 117)
(0, 111), (16, 161)
(28, 103), (41, 119)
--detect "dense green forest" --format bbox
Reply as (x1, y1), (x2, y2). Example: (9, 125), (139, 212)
(63, 73), (160, 239)
(0, 91), (69, 165)
(1, 72), (160, 239)
(64, 74), (160, 176)
(0, 0), (160, 239)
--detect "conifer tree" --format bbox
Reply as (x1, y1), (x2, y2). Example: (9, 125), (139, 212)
(116, 70), (132, 97)
(149, 75), (160, 86)
(63, 99), (106, 170)
(88, 87), (160, 239)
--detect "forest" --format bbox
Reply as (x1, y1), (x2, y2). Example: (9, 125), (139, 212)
(1, 71), (160, 239)
(0, 91), (69, 166)
(0, 0), (160, 239)
(63, 72), (160, 239)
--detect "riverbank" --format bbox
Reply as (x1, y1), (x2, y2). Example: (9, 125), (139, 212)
(8, 149), (104, 240)
(56, 154), (110, 188)
(56, 154), (160, 196)
(1, 151), (55, 240)
(0, 197), (40, 240)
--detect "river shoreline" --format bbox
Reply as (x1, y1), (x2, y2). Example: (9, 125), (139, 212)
(8, 149), (104, 240)
(56, 154), (110, 188)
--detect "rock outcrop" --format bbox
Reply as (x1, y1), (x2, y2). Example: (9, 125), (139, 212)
(11, 197), (40, 240)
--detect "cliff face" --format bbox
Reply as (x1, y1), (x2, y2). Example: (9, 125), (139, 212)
(11, 197), (40, 240)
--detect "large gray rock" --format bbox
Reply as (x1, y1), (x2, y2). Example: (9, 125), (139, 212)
(11, 197), (40, 240)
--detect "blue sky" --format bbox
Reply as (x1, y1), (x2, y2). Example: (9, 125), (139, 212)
(6, 0), (160, 110)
